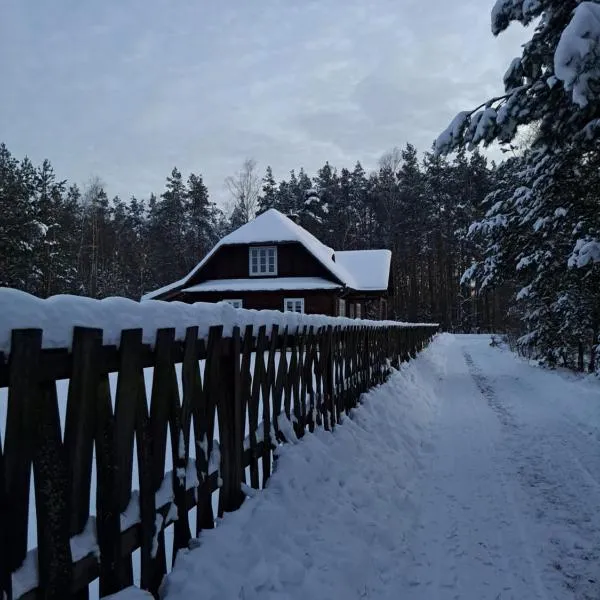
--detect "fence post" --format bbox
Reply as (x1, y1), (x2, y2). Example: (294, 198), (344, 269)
(324, 326), (335, 430)
(10, 329), (73, 599)
(0, 431), (9, 600)
(217, 327), (245, 515)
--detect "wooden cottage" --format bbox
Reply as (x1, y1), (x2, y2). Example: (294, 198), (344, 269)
(142, 209), (392, 318)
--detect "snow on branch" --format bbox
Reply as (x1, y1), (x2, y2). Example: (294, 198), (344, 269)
(491, 0), (542, 36)
(554, 2), (600, 108)
(568, 237), (600, 268)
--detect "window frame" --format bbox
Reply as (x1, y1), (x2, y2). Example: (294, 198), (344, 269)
(283, 297), (305, 313)
(249, 246), (278, 277)
(338, 298), (346, 317)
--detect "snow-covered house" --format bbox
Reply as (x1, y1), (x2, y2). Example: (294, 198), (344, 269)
(142, 209), (392, 318)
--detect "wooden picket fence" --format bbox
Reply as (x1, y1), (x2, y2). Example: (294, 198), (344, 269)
(0, 322), (437, 599)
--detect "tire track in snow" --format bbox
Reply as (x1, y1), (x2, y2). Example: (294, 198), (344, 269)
(462, 342), (600, 600)
(462, 349), (549, 600)
(463, 350), (518, 431)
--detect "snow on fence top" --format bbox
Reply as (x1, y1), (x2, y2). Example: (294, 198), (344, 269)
(0, 288), (438, 354)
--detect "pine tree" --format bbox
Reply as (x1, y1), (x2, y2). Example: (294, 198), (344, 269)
(0, 145), (38, 289)
(156, 167), (188, 282)
(30, 159), (71, 297)
(437, 0), (600, 366)
(185, 172), (218, 270)
(311, 162), (339, 244)
(257, 166), (278, 215)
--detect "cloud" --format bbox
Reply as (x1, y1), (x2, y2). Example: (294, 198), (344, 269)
(0, 0), (530, 205)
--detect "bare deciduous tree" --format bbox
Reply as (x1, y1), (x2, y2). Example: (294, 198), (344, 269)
(378, 147), (403, 174)
(225, 158), (260, 224)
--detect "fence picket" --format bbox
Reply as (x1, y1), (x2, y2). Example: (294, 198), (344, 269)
(248, 326), (267, 489)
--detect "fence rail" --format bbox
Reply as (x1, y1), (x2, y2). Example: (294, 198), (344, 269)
(0, 322), (437, 599)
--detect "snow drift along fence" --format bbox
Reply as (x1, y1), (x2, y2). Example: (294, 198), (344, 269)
(0, 322), (437, 600)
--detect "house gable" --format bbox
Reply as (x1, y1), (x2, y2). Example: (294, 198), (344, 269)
(185, 242), (343, 287)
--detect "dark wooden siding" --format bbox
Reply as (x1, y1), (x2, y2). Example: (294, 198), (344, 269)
(180, 290), (338, 316)
(187, 242), (340, 285)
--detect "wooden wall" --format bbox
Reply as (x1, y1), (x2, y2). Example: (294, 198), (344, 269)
(187, 243), (341, 285)
(181, 290), (338, 316)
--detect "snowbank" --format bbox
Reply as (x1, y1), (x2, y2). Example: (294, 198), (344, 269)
(160, 338), (444, 600)
(0, 288), (437, 354)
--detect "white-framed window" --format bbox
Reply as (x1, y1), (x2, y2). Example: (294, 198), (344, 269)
(223, 299), (243, 309)
(338, 298), (346, 317)
(284, 298), (305, 313)
(355, 303), (362, 319)
(249, 246), (277, 276)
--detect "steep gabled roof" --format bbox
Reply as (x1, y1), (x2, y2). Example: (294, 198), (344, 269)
(217, 208), (352, 284)
(142, 209), (391, 300)
(335, 250), (392, 291)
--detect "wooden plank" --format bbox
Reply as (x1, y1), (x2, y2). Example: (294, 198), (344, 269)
(181, 326), (199, 477)
(287, 329), (299, 426)
(231, 326), (245, 508)
(64, 328), (102, 541)
(239, 325), (254, 485)
(4, 329), (42, 572)
(32, 379), (73, 599)
(261, 325), (279, 487)
(134, 365), (155, 594)
(313, 327), (324, 429)
(186, 332), (208, 536)
(195, 327), (221, 533)
(95, 369), (124, 596)
(114, 331), (144, 512)
(303, 326), (316, 433)
(114, 330), (145, 584)
(168, 329), (191, 564)
(248, 326), (267, 489)
(148, 327), (176, 593)
(217, 327), (244, 516)
(272, 326), (288, 441)
(319, 326), (334, 431)
(294, 327), (307, 437)
(344, 327), (352, 410)
(0, 426), (11, 600)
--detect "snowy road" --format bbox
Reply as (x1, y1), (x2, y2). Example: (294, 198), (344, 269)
(161, 334), (600, 600)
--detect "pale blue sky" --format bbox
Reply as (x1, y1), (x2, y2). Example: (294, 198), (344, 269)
(0, 1), (527, 204)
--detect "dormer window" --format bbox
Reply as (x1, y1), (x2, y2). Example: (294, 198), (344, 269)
(249, 246), (277, 276)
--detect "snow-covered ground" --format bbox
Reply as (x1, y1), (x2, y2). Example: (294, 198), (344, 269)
(161, 334), (600, 600)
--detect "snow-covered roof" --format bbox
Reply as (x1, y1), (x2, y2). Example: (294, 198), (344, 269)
(183, 277), (342, 293)
(142, 209), (391, 300)
(335, 250), (392, 291)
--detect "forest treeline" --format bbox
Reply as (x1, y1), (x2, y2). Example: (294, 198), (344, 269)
(0, 141), (506, 331)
